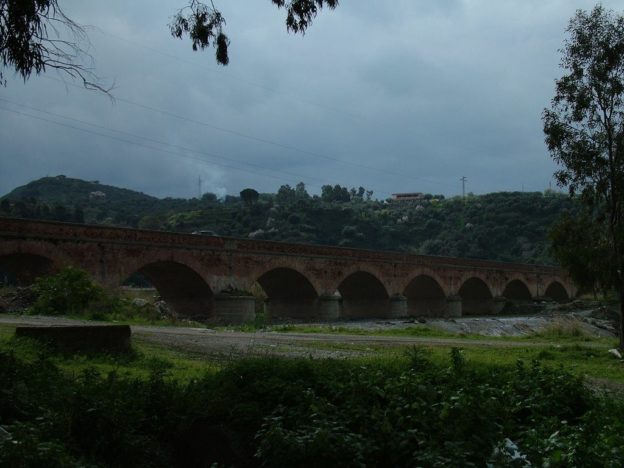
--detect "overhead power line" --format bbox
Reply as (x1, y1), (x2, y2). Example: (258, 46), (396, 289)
(42, 75), (442, 190)
(0, 105), (329, 191)
(0, 97), (330, 187)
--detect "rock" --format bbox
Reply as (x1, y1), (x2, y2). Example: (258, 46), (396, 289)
(489, 438), (530, 466)
(608, 348), (622, 359)
(131, 298), (149, 308)
(589, 306), (620, 323)
(0, 286), (38, 312)
(550, 299), (593, 312)
(154, 300), (176, 320)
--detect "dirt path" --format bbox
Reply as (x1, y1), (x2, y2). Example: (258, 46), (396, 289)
(0, 314), (588, 359)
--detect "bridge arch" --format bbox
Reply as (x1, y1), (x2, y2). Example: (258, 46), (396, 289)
(0, 241), (72, 285)
(337, 270), (389, 300)
(403, 274), (446, 317)
(333, 263), (390, 295)
(336, 270), (389, 319)
(123, 260), (214, 320)
(255, 267), (319, 300)
(503, 279), (532, 301)
(119, 251), (221, 291)
(0, 253), (56, 285)
(458, 276), (493, 315)
(544, 280), (570, 303)
(255, 267), (319, 322)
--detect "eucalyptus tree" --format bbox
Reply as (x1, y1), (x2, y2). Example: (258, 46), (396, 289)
(1, 0), (338, 91)
(543, 5), (624, 348)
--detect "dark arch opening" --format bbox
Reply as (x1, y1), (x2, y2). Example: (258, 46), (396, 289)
(545, 281), (569, 303)
(256, 268), (318, 322)
(503, 279), (532, 301)
(0, 253), (55, 285)
(458, 277), (493, 315)
(404, 275), (446, 317)
(338, 271), (389, 300)
(256, 268), (317, 300)
(337, 271), (389, 319)
(124, 261), (213, 320)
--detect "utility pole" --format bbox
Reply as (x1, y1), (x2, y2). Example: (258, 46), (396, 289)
(197, 176), (202, 199)
(460, 176), (467, 199)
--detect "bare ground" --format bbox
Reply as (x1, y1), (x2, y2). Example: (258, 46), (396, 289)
(0, 312), (612, 360)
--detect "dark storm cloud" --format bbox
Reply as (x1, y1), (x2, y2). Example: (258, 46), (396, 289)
(1, 0), (622, 199)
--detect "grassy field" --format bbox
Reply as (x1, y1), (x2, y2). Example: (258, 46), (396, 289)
(0, 323), (218, 381)
(1, 318), (622, 384)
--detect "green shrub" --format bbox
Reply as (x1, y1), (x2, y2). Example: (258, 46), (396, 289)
(28, 267), (164, 321)
(30, 267), (105, 316)
(1, 348), (624, 466)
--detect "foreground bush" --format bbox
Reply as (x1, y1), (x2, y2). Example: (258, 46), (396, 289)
(28, 267), (159, 321)
(1, 348), (623, 467)
(30, 267), (105, 316)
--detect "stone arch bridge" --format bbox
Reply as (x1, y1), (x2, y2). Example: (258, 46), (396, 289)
(0, 218), (575, 324)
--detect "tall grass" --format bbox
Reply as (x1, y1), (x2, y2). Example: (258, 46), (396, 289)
(532, 318), (591, 340)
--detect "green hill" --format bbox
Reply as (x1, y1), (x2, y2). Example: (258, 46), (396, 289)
(0, 176), (577, 264)
(4, 175), (157, 207)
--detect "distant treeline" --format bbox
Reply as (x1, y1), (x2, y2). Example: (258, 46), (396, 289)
(0, 175), (577, 264)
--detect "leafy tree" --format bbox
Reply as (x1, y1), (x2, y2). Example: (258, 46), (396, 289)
(295, 181), (309, 199)
(276, 184), (296, 205)
(320, 184), (334, 202)
(543, 5), (624, 348)
(333, 184), (351, 203)
(138, 214), (164, 230)
(0, 0), (103, 89)
(549, 212), (611, 296)
(53, 204), (68, 221)
(72, 204), (84, 223)
(240, 188), (260, 206)
(1, 0), (338, 89)
(169, 0), (230, 65)
(321, 184), (351, 203)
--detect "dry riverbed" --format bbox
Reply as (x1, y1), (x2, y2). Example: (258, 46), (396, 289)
(0, 302), (617, 360)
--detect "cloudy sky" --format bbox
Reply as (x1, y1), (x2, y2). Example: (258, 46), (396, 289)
(1, 0), (623, 200)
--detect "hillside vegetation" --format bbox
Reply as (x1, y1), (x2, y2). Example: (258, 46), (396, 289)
(0, 176), (577, 264)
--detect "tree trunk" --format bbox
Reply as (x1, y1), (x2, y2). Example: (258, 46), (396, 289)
(620, 288), (624, 350)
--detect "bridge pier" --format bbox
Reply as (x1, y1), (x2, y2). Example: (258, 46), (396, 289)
(491, 296), (507, 314)
(406, 298), (447, 318)
(211, 294), (256, 325)
(388, 295), (407, 319)
(445, 295), (462, 318)
(316, 295), (341, 321)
